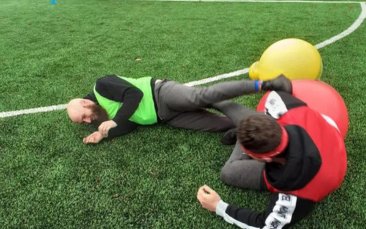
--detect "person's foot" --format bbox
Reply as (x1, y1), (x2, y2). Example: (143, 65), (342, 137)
(261, 74), (292, 94)
(220, 128), (237, 145)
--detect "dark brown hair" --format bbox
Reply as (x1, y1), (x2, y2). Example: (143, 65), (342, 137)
(237, 114), (282, 153)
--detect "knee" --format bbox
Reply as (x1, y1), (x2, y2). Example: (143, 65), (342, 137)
(220, 165), (235, 185)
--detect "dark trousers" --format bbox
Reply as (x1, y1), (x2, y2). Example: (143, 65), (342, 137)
(213, 101), (265, 190)
(154, 79), (258, 132)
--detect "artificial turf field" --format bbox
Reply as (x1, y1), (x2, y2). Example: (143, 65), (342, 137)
(0, 0), (365, 228)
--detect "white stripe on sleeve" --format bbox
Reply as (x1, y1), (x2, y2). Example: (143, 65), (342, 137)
(215, 200), (261, 229)
(263, 193), (297, 229)
(264, 92), (288, 119)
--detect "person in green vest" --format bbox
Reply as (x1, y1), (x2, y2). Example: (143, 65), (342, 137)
(66, 74), (291, 144)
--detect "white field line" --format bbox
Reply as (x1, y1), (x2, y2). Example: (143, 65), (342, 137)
(316, 2), (366, 49)
(185, 69), (249, 86)
(0, 104), (68, 118)
(1, 2), (365, 119)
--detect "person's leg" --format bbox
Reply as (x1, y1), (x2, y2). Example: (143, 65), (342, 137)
(154, 81), (257, 132)
(220, 142), (265, 190)
(165, 109), (235, 132)
(159, 80), (258, 112)
(212, 100), (258, 127)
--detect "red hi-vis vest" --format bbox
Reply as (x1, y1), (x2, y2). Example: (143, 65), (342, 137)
(263, 106), (347, 202)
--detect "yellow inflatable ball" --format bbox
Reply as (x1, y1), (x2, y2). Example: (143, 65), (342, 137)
(249, 38), (323, 81)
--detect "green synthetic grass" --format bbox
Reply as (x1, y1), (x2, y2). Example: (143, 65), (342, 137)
(1, 0), (365, 228)
(0, 0), (358, 110)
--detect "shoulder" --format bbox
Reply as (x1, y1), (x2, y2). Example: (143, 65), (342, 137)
(265, 91), (306, 119)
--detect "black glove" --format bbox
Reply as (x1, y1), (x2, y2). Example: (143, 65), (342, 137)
(261, 74), (293, 94)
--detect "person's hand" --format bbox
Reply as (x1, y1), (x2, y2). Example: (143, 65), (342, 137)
(98, 120), (117, 137)
(197, 185), (221, 212)
(83, 131), (104, 144)
(261, 74), (292, 94)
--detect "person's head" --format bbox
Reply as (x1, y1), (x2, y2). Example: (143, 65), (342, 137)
(66, 98), (108, 125)
(237, 113), (288, 162)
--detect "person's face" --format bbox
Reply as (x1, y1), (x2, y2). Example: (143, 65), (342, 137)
(67, 99), (97, 124)
(79, 104), (95, 124)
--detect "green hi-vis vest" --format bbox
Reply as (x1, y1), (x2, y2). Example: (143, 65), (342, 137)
(94, 76), (158, 125)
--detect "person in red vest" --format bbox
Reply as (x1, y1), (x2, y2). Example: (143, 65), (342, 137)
(197, 79), (347, 228)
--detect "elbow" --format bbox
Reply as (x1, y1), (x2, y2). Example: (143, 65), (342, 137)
(135, 90), (143, 101)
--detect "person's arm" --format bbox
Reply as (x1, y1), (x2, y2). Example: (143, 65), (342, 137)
(83, 120), (138, 144)
(95, 75), (143, 124)
(106, 120), (138, 139)
(198, 185), (315, 228)
(94, 75), (143, 137)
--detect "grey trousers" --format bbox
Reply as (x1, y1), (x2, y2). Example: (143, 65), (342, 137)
(154, 79), (258, 132)
(213, 100), (265, 190)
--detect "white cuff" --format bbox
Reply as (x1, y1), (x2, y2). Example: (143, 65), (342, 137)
(215, 200), (229, 217)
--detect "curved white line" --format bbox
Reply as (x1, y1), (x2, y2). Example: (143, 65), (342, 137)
(183, 2), (366, 86)
(316, 2), (366, 49)
(1, 2), (365, 118)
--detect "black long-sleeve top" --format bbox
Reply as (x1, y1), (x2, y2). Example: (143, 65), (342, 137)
(84, 75), (144, 138)
(215, 91), (346, 228)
